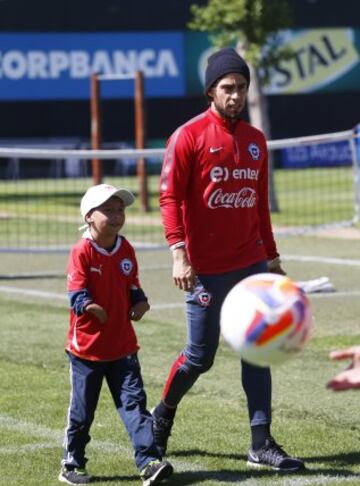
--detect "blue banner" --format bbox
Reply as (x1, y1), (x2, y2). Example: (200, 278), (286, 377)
(0, 33), (185, 100)
(281, 141), (352, 168)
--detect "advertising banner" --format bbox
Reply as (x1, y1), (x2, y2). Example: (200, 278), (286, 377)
(185, 29), (360, 96)
(0, 29), (359, 101)
(0, 32), (185, 100)
(281, 141), (352, 168)
(263, 29), (360, 94)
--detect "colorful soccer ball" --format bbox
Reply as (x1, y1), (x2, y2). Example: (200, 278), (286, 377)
(220, 273), (313, 366)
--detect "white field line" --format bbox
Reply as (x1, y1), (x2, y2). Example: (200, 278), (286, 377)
(1, 254), (360, 305)
(309, 290), (360, 299)
(282, 255), (360, 267)
(143, 254), (360, 270)
(0, 285), (185, 308)
(0, 285), (67, 300)
(0, 414), (198, 473)
(1, 415), (359, 485)
(0, 442), (57, 454)
(2, 283), (360, 304)
(3, 253), (360, 281)
(240, 477), (360, 486)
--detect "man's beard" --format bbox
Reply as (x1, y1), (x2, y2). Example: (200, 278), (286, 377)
(214, 102), (243, 121)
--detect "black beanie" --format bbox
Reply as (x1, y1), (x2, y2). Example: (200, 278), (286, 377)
(204, 47), (250, 93)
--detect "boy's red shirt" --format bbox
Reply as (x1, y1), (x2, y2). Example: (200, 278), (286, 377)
(66, 235), (141, 361)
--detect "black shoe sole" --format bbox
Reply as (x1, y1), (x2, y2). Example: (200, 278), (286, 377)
(142, 463), (173, 485)
(247, 460), (305, 472)
(58, 472), (92, 484)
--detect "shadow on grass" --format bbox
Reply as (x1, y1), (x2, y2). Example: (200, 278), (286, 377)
(166, 448), (360, 484)
(92, 474), (139, 483)
(303, 450), (360, 465)
(168, 468), (360, 485)
(173, 447), (360, 465)
(171, 449), (245, 461)
(89, 450), (360, 484)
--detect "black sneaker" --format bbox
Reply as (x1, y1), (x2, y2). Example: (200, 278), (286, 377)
(140, 460), (173, 486)
(151, 408), (174, 457)
(247, 437), (305, 472)
(58, 466), (92, 484)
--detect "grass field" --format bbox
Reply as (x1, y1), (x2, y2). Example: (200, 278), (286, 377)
(0, 165), (356, 250)
(1, 232), (360, 486)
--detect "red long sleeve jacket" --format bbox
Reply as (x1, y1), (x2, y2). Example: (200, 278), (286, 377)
(159, 108), (278, 274)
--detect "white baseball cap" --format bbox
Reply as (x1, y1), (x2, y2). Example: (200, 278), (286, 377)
(80, 184), (135, 220)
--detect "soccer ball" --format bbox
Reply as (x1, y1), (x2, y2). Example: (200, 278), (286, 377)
(220, 273), (313, 366)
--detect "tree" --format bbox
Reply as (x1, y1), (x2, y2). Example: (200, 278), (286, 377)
(188, 0), (293, 211)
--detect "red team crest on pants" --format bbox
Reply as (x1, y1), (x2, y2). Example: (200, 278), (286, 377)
(197, 291), (212, 307)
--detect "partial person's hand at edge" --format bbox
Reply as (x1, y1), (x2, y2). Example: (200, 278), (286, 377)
(327, 346), (360, 391)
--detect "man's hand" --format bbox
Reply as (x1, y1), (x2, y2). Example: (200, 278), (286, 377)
(327, 346), (360, 391)
(129, 301), (150, 321)
(85, 303), (107, 324)
(172, 247), (196, 292)
(268, 257), (286, 275)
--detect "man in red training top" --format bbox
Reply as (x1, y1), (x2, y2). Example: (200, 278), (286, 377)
(59, 184), (173, 486)
(152, 47), (305, 472)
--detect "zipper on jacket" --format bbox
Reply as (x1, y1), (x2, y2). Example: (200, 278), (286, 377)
(232, 136), (240, 165)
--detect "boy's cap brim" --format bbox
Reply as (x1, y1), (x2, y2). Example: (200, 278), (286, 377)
(80, 184), (135, 220)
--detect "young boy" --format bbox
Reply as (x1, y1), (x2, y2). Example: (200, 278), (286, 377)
(59, 184), (173, 486)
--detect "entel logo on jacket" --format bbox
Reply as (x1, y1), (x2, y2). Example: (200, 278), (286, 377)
(210, 166), (259, 183)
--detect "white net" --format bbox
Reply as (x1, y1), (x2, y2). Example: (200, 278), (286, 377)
(0, 128), (358, 252)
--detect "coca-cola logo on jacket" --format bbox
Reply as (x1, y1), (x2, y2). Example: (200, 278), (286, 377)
(207, 187), (256, 209)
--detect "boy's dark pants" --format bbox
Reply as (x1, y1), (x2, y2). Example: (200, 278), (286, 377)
(62, 352), (159, 470)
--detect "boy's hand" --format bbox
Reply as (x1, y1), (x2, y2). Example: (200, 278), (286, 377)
(85, 303), (107, 324)
(129, 301), (150, 321)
